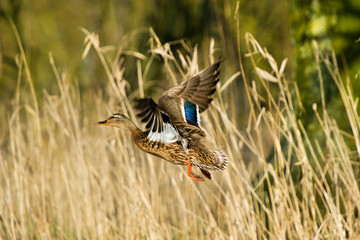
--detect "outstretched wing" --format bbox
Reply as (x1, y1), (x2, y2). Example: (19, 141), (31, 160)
(159, 59), (222, 126)
(134, 98), (181, 143)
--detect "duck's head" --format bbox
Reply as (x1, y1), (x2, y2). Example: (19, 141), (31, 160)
(97, 113), (132, 129)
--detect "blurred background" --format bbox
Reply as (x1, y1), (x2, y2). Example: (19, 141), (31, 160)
(1, 0), (360, 150)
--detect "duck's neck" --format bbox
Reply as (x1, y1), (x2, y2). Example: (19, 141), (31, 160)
(118, 119), (139, 133)
(123, 120), (148, 147)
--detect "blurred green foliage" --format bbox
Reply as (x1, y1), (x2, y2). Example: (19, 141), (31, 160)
(290, 0), (360, 139)
(0, 0), (289, 96)
(1, 0), (360, 131)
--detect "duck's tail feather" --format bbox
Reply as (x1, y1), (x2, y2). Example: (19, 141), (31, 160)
(212, 150), (228, 172)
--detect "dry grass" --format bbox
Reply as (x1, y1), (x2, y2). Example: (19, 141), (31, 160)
(1, 24), (360, 239)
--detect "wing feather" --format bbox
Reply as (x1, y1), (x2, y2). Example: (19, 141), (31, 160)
(134, 98), (181, 144)
(159, 59), (222, 116)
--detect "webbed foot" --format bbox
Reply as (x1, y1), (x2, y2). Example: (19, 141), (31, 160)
(200, 169), (212, 180)
(187, 160), (204, 181)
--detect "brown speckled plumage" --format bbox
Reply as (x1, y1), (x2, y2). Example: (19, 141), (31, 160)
(98, 60), (228, 181)
(132, 128), (227, 172)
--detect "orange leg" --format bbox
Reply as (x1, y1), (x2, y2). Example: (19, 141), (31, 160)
(187, 160), (204, 181)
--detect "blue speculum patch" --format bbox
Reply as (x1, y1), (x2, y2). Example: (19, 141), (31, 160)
(184, 101), (199, 126)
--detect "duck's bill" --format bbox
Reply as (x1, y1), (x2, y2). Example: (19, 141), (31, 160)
(97, 120), (109, 125)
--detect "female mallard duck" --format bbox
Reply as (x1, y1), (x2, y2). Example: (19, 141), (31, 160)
(98, 60), (228, 181)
